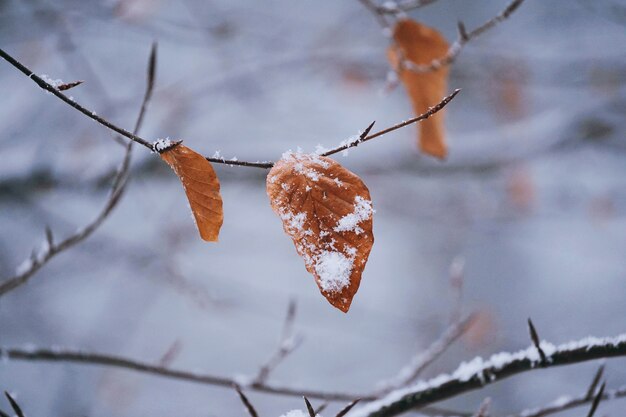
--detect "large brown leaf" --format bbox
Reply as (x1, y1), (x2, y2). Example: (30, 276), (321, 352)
(388, 19), (450, 159)
(159, 142), (223, 242)
(267, 152), (374, 312)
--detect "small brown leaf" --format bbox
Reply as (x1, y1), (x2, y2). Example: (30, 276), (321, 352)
(267, 152), (374, 313)
(388, 19), (450, 159)
(160, 143), (223, 242)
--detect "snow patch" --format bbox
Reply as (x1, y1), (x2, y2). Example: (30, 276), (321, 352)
(334, 196), (373, 235)
(314, 251), (353, 292)
(153, 138), (174, 152)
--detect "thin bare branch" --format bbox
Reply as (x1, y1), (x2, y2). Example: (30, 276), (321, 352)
(4, 393), (25, 417)
(375, 313), (477, 394)
(358, 0), (392, 29)
(585, 364), (605, 400)
(321, 89), (460, 158)
(586, 382), (605, 417)
(336, 399), (361, 417)
(304, 397), (317, 417)
(236, 387), (260, 417)
(393, 0), (525, 74)
(0, 43), (158, 298)
(0, 346), (364, 402)
(472, 398), (491, 417)
(527, 318), (547, 365)
(506, 385), (626, 417)
(254, 300), (303, 384)
(0, 48), (459, 170)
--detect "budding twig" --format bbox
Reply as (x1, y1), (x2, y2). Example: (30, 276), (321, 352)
(527, 318), (548, 365)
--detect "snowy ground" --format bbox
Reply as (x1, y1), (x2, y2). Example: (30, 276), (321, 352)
(1, 0), (625, 416)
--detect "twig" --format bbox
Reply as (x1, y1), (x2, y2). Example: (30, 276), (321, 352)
(336, 399), (361, 417)
(375, 313), (477, 394)
(358, 0), (392, 29)
(321, 89), (460, 158)
(0, 42), (158, 298)
(586, 382), (605, 417)
(472, 398), (490, 417)
(4, 393), (25, 417)
(3, 334), (626, 409)
(0, 47), (460, 169)
(0, 346), (364, 402)
(304, 397), (317, 417)
(236, 387), (260, 417)
(527, 318), (548, 365)
(393, 0), (525, 74)
(585, 364), (605, 400)
(254, 300), (302, 384)
(347, 333), (626, 417)
(315, 402), (329, 415)
(505, 385), (626, 417)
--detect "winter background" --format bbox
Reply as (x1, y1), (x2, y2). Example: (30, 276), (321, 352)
(1, 0), (625, 416)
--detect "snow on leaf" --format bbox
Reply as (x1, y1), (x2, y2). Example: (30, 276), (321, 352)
(267, 152), (374, 313)
(160, 143), (224, 242)
(388, 19), (450, 159)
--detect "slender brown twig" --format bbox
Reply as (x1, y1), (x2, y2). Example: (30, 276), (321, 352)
(375, 313), (477, 394)
(236, 387), (261, 417)
(0, 43), (158, 298)
(527, 318), (548, 365)
(0, 47), (460, 169)
(586, 382), (605, 417)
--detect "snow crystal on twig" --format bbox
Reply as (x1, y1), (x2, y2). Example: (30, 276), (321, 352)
(153, 138), (174, 152)
(40, 74), (64, 88)
(280, 410), (321, 417)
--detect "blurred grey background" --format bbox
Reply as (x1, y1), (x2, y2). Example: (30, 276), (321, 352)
(1, 0), (625, 416)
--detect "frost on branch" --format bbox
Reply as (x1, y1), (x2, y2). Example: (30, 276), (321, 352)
(267, 152), (374, 312)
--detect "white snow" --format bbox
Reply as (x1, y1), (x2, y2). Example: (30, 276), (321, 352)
(40, 74), (64, 88)
(334, 196), (373, 235)
(153, 138), (173, 152)
(281, 151), (329, 182)
(314, 250), (353, 292)
(280, 410), (322, 417)
(348, 333), (626, 417)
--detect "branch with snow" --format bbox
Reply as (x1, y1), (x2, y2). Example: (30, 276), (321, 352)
(2, 332), (626, 415)
(0, 48), (459, 170)
(0, 43), (158, 298)
(347, 333), (626, 417)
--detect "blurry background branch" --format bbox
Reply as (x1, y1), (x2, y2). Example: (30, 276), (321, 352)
(360, 0), (525, 75)
(0, 42), (157, 298)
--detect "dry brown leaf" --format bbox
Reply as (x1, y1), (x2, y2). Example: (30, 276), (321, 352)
(267, 152), (374, 312)
(160, 143), (223, 242)
(388, 19), (450, 159)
